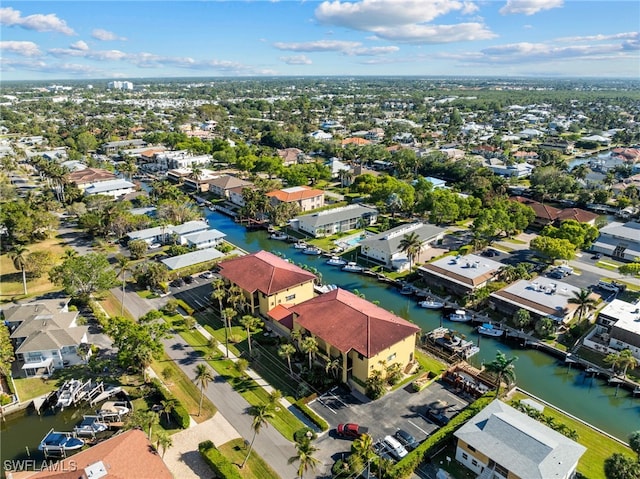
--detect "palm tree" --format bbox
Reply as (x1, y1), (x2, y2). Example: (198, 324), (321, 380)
(288, 438), (320, 478)
(239, 315), (263, 356)
(568, 288), (597, 321)
(352, 433), (375, 476)
(160, 398), (176, 425)
(155, 430), (172, 458)
(115, 254), (131, 316)
(194, 364), (214, 416)
(241, 403), (275, 468)
(278, 343), (297, 375)
(484, 350), (518, 397)
(399, 231), (422, 271)
(9, 245), (28, 295)
(142, 410), (159, 440)
(325, 357), (341, 379)
(300, 336), (318, 369)
(605, 349), (638, 377)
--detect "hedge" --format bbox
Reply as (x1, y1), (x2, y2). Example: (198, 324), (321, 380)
(295, 401), (329, 431)
(390, 393), (495, 479)
(198, 441), (243, 479)
(150, 378), (191, 430)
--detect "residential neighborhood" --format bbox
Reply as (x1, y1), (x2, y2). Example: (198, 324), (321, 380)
(1, 76), (640, 479)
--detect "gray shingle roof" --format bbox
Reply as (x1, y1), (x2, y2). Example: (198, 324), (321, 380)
(359, 222), (446, 257)
(296, 204), (378, 227)
(454, 400), (585, 479)
(161, 247), (224, 270)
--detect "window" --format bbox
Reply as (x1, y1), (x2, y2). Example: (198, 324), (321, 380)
(286, 294), (296, 301)
(468, 445), (476, 452)
(462, 453), (468, 460)
(471, 459), (478, 467)
(387, 353), (396, 361)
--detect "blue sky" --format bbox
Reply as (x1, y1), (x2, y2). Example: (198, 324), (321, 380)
(1, 1), (639, 81)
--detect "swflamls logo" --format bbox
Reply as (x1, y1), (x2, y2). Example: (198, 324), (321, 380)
(3, 460), (78, 472)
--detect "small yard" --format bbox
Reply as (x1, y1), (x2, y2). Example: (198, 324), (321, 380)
(12, 377), (58, 402)
(218, 438), (280, 479)
(99, 291), (135, 320)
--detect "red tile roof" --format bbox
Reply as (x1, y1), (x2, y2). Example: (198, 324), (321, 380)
(268, 304), (294, 330)
(266, 186), (324, 203)
(341, 137), (371, 146)
(556, 208), (599, 223)
(30, 429), (172, 479)
(292, 288), (419, 358)
(510, 196), (560, 221)
(66, 168), (116, 185)
(218, 250), (316, 295)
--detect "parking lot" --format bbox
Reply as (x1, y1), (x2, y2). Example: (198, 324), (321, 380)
(310, 381), (470, 474)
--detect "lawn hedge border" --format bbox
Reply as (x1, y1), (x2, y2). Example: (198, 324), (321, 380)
(150, 378), (191, 429)
(198, 440), (243, 479)
(390, 393), (495, 479)
(295, 400), (329, 431)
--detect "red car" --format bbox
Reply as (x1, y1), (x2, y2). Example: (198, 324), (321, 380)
(336, 423), (368, 438)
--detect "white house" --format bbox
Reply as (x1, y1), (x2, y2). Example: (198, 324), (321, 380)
(182, 229), (226, 249)
(172, 220), (210, 244)
(359, 222), (446, 270)
(591, 221), (640, 261)
(418, 254), (503, 296)
(584, 299), (640, 360)
(294, 204), (378, 238)
(84, 179), (136, 199)
(127, 225), (174, 244)
(161, 248), (225, 270)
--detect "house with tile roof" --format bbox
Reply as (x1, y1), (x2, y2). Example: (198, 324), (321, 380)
(454, 400), (585, 479)
(510, 196), (560, 227)
(293, 204), (378, 237)
(360, 222), (446, 270)
(417, 254), (503, 296)
(266, 186), (325, 212)
(28, 429), (173, 479)
(66, 168), (116, 191)
(489, 276), (586, 325)
(2, 299), (89, 377)
(201, 174), (253, 197)
(277, 147), (305, 166)
(271, 288), (420, 393)
(218, 250), (317, 316)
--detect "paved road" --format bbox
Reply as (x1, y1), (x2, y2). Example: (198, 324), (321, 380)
(162, 332), (300, 478)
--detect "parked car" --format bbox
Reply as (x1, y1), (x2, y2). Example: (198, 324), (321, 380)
(592, 253), (602, 260)
(200, 271), (215, 279)
(383, 435), (408, 460)
(148, 242), (162, 249)
(183, 275), (194, 284)
(336, 423), (368, 439)
(395, 429), (419, 451)
(426, 408), (450, 426)
(373, 441), (394, 462)
(170, 278), (185, 287)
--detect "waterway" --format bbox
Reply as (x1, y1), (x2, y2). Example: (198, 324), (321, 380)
(2, 209), (637, 467)
(205, 209), (640, 442)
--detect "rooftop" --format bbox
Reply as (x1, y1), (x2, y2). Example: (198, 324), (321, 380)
(182, 228), (226, 244)
(161, 247), (224, 270)
(360, 222), (446, 256)
(601, 299), (640, 335)
(84, 178), (136, 195)
(454, 400), (586, 479)
(172, 220), (210, 236)
(419, 254), (502, 288)
(296, 204), (378, 227)
(266, 185), (324, 202)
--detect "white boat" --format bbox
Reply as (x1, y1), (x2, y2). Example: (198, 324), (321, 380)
(477, 323), (504, 337)
(449, 309), (470, 322)
(74, 415), (109, 436)
(302, 246), (322, 255)
(419, 299), (444, 309)
(98, 400), (130, 420)
(399, 283), (415, 295)
(55, 379), (83, 409)
(293, 241), (308, 249)
(270, 231), (288, 240)
(39, 429), (84, 452)
(342, 262), (363, 273)
(327, 256), (347, 266)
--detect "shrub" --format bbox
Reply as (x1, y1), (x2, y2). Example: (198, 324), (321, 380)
(198, 441), (243, 479)
(149, 378), (190, 430)
(294, 427), (318, 444)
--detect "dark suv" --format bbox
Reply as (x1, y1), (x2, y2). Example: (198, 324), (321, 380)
(395, 429), (419, 450)
(426, 408), (449, 426)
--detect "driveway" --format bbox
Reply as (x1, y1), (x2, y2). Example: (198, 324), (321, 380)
(308, 382), (469, 475)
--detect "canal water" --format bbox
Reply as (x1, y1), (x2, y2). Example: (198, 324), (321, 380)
(205, 209), (640, 442)
(2, 209), (637, 467)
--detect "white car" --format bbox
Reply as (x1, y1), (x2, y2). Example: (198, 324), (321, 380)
(148, 243), (161, 249)
(383, 435), (408, 460)
(200, 271), (215, 279)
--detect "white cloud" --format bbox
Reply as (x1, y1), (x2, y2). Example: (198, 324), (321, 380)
(315, 0), (472, 29)
(280, 55), (313, 65)
(0, 41), (41, 57)
(92, 29), (127, 41)
(372, 22), (496, 43)
(0, 7), (75, 35)
(70, 41), (89, 51)
(499, 0), (563, 16)
(273, 39), (398, 56)
(556, 32), (638, 43)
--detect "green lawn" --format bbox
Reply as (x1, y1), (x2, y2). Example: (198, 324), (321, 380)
(595, 261), (620, 272)
(415, 350), (447, 375)
(12, 377), (58, 401)
(218, 438), (281, 478)
(510, 392), (633, 479)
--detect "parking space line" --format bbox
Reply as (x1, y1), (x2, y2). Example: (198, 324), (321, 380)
(316, 397), (337, 414)
(408, 420), (429, 436)
(418, 413), (434, 424)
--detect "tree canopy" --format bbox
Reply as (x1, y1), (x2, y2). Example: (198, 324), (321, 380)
(49, 252), (117, 301)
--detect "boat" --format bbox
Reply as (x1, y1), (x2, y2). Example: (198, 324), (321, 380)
(55, 379), (84, 409)
(270, 231), (288, 240)
(449, 309), (471, 322)
(326, 256), (347, 266)
(74, 415), (109, 437)
(293, 241), (308, 249)
(302, 246), (322, 255)
(426, 327), (479, 359)
(419, 299), (444, 309)
(98, 400), (131, 420)
(342, 262), (363, 273)
(399, 283), (415, 295)
(477, 323), (504, 337)
(39, 429), (85, 452)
